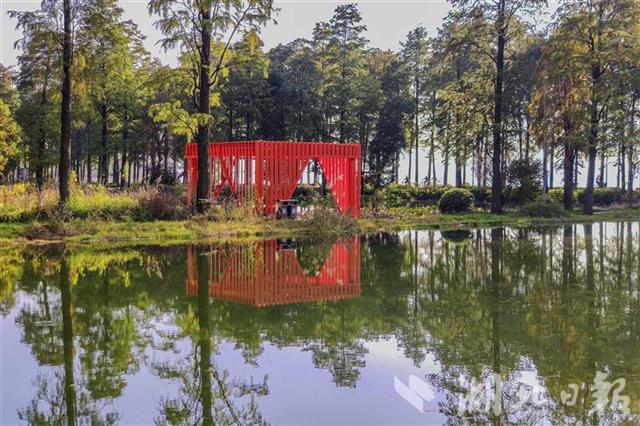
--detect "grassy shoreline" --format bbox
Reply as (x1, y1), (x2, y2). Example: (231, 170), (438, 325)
(3, 206), (640, 250)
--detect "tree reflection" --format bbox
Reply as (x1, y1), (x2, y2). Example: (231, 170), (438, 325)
(18, 250), (118, 424)
(4, 223), (640, 423)
(154, 245), (269, 425)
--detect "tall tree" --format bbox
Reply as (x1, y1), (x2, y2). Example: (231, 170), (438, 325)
(554, 0), (640, 214)
(59, 0), (72, 209)
(10, 3), (62, 189)
(369, 60), (413, 186)
(149, 0), (275, 212)
(449, 0), (545, 212)
(400, 26), (429, 185)
(326, 3), (368, 143)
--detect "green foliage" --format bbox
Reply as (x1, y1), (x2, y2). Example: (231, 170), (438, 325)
(380, 183), (416, 208)
(518, 201), (567, 218)
(546, 188), (570, 205)
(369, 59), (413, 183)
(0, 183), (196, 222)
(438, 188), (473, 214)
(575, 188), (624, 207)
(414, 186), (446, 205)
(0, 100), (21, 177)
(299, 207), (355, 239)
(293, 184), (324, 207)
(467, 186), (491, 206)
(380, 184), (442, 208)
(3, 0), (640, 222)
(375, 184), (484, 209)
(506, 159), (542, 204)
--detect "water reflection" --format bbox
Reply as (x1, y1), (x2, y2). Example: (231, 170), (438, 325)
(186, 238), (361, 306)
(0, 224), (639, 424)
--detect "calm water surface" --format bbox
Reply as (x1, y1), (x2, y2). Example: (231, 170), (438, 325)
(1, 222), (639, 425)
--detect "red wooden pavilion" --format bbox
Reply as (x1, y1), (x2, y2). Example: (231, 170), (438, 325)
(185, 140), (361, 217)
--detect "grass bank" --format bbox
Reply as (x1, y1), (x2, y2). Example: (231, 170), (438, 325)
(3, 206), (640, 250)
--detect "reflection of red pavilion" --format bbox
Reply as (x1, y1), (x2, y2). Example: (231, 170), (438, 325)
(186, 238), (361, 307)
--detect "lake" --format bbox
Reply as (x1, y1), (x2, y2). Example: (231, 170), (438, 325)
(1, 222), (639, 424)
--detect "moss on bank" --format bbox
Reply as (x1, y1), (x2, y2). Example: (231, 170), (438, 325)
(3, 206), (640, 250)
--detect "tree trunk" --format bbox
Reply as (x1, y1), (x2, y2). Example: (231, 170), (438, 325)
(455, 149), (462, 187)
(112, 152), (119, 185)
(542, 119), (548, 201)
(598, 148), (605, 188)
(99, 104), (108, 185)
(628, 98), (636, 192)
(549, 132), (555, 189)
(58, 0), (72, 209)
(414, 77), (419, 185)
(85, 119), (92, 183)
(562, 117), (575, 211)
(583, 63), (602, 215)
(620, 141), (625, 191)
(407, 132), (413, 184)
(490, 0), (506, 213)
(36, 59), (51, 190)
(443, 142), (449, 186)
(196, 5), (212, 212)
(120, 106), (128, 188)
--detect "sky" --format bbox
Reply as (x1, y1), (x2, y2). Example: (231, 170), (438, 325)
(1, 0), (452, 67)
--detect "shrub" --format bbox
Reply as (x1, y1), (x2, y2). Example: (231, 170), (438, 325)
(376, 184), (448, 208)
(293, 184), (324, 207)
(468, 186), (491, 206)
(518, 201), (567, 218)
(439, 188), (473, 214)
(575, 187), (624, 206)
(414, 186), (445, 205)
(546, 188), (571, 205)
(197, 198), (257, 223)
(299, 206), (355, 239)
(506, 159), (542, 204)
(140, 187), (190, 220)
(381, 183), (416, 207)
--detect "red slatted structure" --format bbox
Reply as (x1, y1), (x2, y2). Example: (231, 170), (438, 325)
(185, 140), (361, 217)
(186, 238), (361, 307)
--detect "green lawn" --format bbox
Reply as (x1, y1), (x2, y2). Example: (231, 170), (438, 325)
(3, 206), (640, 250)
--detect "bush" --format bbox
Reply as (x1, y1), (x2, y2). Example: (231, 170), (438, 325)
(468, 186), (491, 206)
(546, 188), (573, 205)
(506, 159), (542, 204)
(413, 186), (445, 205)
(299, 206), (355, 239)
(377, 184), (448, 208)
(439, 188), (473, 214)
(293, 184), (324, 207)
(518, 201), (567, 218)
(381, 183), (416, 207)
(575, 187), (624, 206)
(141, 187), (190, 220)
